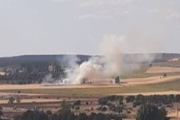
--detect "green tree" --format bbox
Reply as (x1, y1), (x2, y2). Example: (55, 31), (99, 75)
(116, 105), (123, 115)
(0, 110), (3, 120)
(8, 96), (15, 104)
(59, 100), (72, 120)
(136, 104), (169, 120)
(76, 113), (88, 120)
(36, 111), (48, 120)
(0, 106), (3, 120)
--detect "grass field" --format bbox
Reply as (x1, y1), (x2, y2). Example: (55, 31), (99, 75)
(152, 61), (180, 67)
(1, 79), (180, 95)
(1, 61), (180, 95)
(122, 64), (180, 79)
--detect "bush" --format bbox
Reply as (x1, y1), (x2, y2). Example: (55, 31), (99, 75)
(136, 104), (169, 120)
(73, 100), (81, 106)
(126, 96), (135, 103)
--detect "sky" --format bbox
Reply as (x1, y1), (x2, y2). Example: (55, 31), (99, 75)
(0, 0), (180, 57)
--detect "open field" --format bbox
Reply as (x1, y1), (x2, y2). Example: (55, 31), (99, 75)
(122, 66), (180, 79)
(146, 66), (180, 73)
(152, 61), (180, 67)
(0, 67), (179, 120)
(1, 62), (180, 119)
(0, 77), (180, 95)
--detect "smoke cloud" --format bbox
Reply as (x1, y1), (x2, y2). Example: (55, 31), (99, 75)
(42, 34), (158, 85)
(61, 34), (157, 84)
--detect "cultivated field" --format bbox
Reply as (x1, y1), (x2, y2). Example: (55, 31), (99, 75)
(1, 61), (180, 119)
(146, 66), (180, 73)
(0, 76), (180, 95)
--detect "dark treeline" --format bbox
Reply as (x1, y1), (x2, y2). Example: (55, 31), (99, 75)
(0, 55), (92, 84)
(0, 61), (65, 84)
(13, 101), (122, 120)
(99, 94), (180, 107)
(11, 97), (170, 120)
(0, 55), (91, 67)
(0, 53), (179, 66)
(14, 110), (122, 120)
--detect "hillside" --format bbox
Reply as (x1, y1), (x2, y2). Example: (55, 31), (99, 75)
(0, 54), (91, 67)
(0, 53), (180, 67)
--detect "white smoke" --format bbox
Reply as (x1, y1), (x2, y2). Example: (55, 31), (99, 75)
(63, 35), (126, 84)
(62, 34), (157, 84)
(43, 34), (158, 85)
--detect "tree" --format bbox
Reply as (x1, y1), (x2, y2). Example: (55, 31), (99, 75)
(75, 106), (80, 111)
(59, 100), (72, 120)
(126, 96), (135, 103)
(73, 100), (81, 106)
(20, 110), (34, 120)
(76, 113), (88, 120)
(0, 107), (2, 120)
(36, 111), (48, 120)
(92, 113), (105, 120)
(0, 108), (3, 120)
(136, 104), (169, 120)
(159, 107), (169, 120)
(116, 105), (123, 115)
(13, 115), (21, 120)
(8, 96), (15, 104)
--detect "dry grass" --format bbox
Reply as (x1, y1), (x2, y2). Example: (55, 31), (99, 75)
(146, 66), (180, 73)
(0, 78), (180, 95)
(0, 75), (180, 95)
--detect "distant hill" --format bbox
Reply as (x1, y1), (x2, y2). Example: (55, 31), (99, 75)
(0, 55), (91, 67)
(154, 53), (180, 62)
(0, 53), (180, 67)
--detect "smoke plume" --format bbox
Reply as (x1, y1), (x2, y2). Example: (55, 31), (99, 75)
(62, 35), (156, 84)
(43, 34), (158, 85)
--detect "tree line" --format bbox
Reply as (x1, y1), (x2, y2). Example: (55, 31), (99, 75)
(11, 100), (170, 120)
(13, 100), (122, 120)
(99, 94), (180, 106)
(0, 61), (65, 84)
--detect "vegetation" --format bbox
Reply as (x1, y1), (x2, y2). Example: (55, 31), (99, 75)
(12, 97), (173, 120)
(0, 106), (3, 120)
(14, 100), (122, 120)
(0, 61), (65, 84)
(99, 94), (180, 107)
(2, 78), (180, 95)
(8, 96), (15, 104)
(136, 104), (169, 120)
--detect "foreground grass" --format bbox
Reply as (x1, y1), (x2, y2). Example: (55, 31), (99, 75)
(1, 79), (180, 95)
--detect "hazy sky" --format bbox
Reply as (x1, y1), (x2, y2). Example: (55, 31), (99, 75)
(0, 0), (180, 57)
